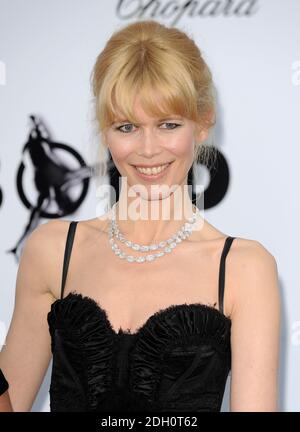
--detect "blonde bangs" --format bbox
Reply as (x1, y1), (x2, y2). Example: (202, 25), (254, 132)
(96, 49), (200, 131)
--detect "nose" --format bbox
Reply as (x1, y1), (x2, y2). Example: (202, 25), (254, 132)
(136, 128), (162, 158)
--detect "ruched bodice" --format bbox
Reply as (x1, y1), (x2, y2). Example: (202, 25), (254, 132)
(47, 221), (235, 412)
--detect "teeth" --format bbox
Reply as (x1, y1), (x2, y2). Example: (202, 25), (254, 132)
(135, 163), (170, 175)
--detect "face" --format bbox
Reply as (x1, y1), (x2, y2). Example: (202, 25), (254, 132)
(103, 97), (208, 201)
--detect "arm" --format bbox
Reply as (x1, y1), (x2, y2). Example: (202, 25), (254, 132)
(0, 391), (13, 412)
(229, 240), (281, 411)
(0, 369), (12, 411)
(0, 220), (68, 411)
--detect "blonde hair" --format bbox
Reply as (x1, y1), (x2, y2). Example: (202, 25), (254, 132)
(90, 20), (217, 178)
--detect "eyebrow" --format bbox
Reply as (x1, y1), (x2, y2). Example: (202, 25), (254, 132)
(114, 116), (183, 123)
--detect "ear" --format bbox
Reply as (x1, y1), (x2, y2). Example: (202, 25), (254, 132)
(194, 123), (209, 144)
(194, 109), (215, 143)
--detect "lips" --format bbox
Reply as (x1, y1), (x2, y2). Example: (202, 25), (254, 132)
(135, 163), (169, 174)
(132, 162), (173, 168)
(132, 161), (174, 181)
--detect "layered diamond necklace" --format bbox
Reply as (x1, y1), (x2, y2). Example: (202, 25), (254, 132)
(108, 202), (200, 263)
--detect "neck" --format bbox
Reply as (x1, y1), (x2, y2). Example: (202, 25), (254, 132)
(113, 183), (203, 245)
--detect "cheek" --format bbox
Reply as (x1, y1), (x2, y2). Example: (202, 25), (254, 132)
(107, 136), (132, 162)
(106, 128), (195, 162)
(168, 132), (195, 159)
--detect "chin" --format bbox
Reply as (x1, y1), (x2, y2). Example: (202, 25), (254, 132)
(132, 186), (176, 202)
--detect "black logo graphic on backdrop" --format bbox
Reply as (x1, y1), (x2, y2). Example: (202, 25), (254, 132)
(116, 0), (260, 26)
(196, 150), (230, 209)
(7, 115), (90, 260)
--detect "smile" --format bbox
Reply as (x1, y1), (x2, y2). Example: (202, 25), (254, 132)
(132, 162), (173, 180)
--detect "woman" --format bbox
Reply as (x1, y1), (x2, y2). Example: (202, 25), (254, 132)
(0, 369), (12, 411)
(0, 20), (280, 412)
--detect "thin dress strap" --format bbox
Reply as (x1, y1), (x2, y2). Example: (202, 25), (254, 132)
(218, 236), (236, 315)
(60, 221), (78, 300)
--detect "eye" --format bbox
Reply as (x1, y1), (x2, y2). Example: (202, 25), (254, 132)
(115, 122), (181, 133)
(115, 123), (135, 133)
(161, 122), (181, 130)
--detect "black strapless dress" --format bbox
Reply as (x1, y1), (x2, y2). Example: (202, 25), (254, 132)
(0, 368), (9, 396)
(47, 221), (235, 412)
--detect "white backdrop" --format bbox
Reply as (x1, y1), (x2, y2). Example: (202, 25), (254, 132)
(0, 0), (299, 411)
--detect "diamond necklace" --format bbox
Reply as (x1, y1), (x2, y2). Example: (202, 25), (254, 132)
(108, 202), (199, 263)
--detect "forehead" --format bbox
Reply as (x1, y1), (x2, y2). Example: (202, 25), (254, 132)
(114, 100), (183, 124)
(113, 92), (183, 123)
(114, 114), (183, 124)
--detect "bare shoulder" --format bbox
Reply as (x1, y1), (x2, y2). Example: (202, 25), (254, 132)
(226, 236), (276, 263)
(227, 236), (280, 318)
(27, 218), (71, 242)
(26, 216), (111, 298)
(22, 219), (76, 299)
(229, 236), (278, 275)
(25, 219), (72, 260)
